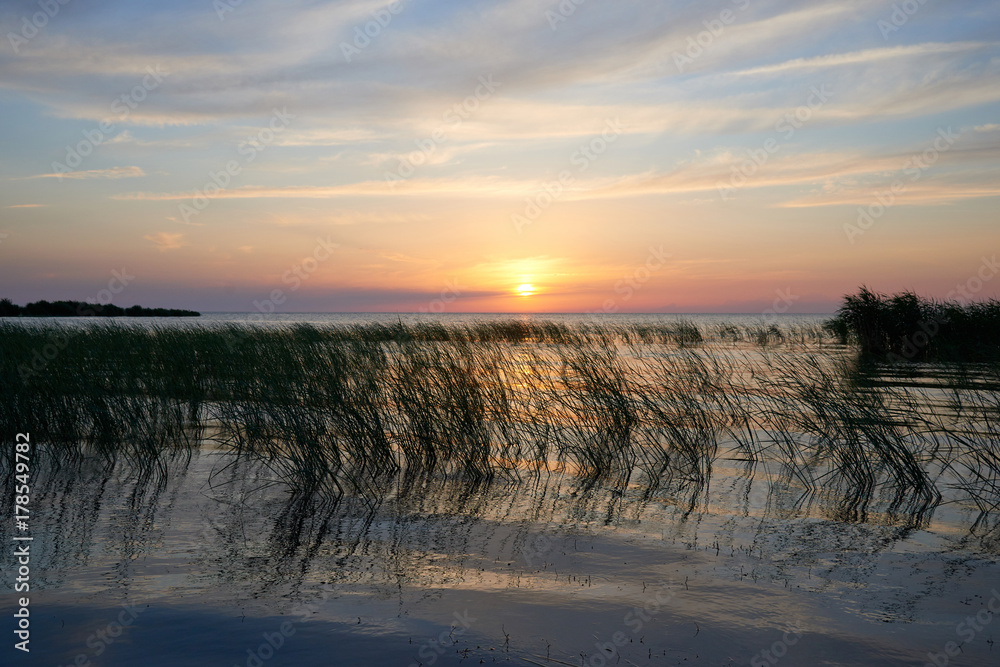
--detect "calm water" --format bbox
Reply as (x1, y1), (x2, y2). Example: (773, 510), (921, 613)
(9, 311), (834, 329)
(4, 447), (998, 667)
(3, 314), (998, 667)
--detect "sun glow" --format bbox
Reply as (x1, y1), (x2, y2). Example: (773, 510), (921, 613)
(516, 283), (536, 297)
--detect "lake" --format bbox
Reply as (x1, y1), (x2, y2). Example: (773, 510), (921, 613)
(1, 315), (997, 666)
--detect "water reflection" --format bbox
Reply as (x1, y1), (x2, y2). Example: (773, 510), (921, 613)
(3, 433), (993, 602)
(4, 430), (1000, 666)
(6, 323), (1000, 665)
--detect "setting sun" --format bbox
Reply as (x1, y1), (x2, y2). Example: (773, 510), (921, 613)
(516, 283), (536, 297)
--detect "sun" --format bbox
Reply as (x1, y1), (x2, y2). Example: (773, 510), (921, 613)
(516, 283), (536, 297)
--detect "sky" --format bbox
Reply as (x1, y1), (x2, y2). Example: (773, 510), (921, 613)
(0, 0), (998, 314)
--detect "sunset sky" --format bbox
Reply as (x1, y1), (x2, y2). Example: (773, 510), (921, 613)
(1, 0), (998, 313)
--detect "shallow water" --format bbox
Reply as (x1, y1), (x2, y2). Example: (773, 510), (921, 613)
(3, 319), (999, 666)
(8, 310), (833, 330)
(3, 443), (998, 667)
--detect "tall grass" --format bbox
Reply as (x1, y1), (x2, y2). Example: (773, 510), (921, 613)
(1, 320), (997, 531)
(827, 287), (1000, 361)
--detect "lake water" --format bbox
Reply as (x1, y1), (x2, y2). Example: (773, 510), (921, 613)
(8, 311), (834, 329)
(2, 314), (998, 667)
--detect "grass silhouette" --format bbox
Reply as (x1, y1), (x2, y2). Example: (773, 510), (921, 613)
(826, 287), (1000, 361)
(2, 318), (998, 531)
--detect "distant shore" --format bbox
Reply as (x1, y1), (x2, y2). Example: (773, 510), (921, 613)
(0, 298), (200, 318)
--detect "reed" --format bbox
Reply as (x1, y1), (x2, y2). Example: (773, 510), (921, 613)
(828, 287), (1000, 361)
(1, 319), (997, 528)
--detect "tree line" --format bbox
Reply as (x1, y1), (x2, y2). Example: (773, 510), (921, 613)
(0, 298), (199, 318)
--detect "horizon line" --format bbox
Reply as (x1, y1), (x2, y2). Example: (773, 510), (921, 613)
(194, 311), (839, 316)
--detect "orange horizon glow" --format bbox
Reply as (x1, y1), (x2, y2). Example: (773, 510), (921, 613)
(1, 3), (998, 314)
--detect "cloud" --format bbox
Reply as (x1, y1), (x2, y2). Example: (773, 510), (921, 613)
(0, 0), (994, 150)
(362, 142), (496, 168)
(144, 232), (187, 251)
(577, 152), (902, 199)
(0, 1), (889, 131)
(779, 183), (1000, 208)
(271, 128), (383, 146)
(109, 125), (1000, 210)
(573, 137), (1000, 201)
(377, 251), (435, 266)
(267, 211), (432, 227)
(6, 204), (47, 208)
(112, 176), (547, 201)
(25, 166), (145, 180)
(723, 42), (993, 78)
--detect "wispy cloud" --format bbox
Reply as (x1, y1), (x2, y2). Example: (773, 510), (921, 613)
(113, 177), (548, 201)
(6, 204), (47, 208)
(25, 166), (145, 180)
(724, 42), (993, 78)
(109, 138), (1000, 206)
(143, 232), (187, 251)
(780, 183), (1000, 208)
(577, 138), (1000, 201)
(273, 211), (433, 226)
(1, 0), (999, 311)
(271, 128), (383, 146)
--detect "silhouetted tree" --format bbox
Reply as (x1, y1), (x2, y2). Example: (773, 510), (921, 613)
(0, 298), (21, 316)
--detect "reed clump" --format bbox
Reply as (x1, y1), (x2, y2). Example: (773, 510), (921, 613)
(826, 287), (1000, 361)
(1, 319), (997, 529)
